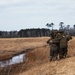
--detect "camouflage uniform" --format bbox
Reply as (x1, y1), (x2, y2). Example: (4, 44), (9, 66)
(48, 30), (72, 60)
(55, 31), (63, 57)
(47, 38), (59, 61)
(59, 35), (68, 59)
(50, 30), (58, 39)
(55, 31), (72, 59)
(54, 31), (66, 59)
(58, 34), (72, 59)
(65, 35), (72, 56)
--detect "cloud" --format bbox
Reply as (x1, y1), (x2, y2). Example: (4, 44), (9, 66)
(0, 0), (75, 30)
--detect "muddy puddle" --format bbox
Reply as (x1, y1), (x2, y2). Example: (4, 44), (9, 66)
(0, 53), (25, 67)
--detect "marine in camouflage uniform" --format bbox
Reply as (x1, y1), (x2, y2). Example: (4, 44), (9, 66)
(50, 30), (58, 39)
(56, 32), (72, 59)
(65, 34), (72, 56)
(59, 35), (68, 59)
(47, 34), (59, 61)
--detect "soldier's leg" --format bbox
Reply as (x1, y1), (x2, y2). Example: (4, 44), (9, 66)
(62, 48), (66, 58)
(56, 48), (59, 60)
(66, 46), (68, 55)
(56, 49), (59, 59)
(64, 47), (68, 57)
(59, 48), (63, 59)
(61, 48), (66, 58)
(50, 50), (54, 61)
(54, 50), (58, 60)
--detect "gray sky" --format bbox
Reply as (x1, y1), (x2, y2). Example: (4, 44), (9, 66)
(0, 0), (75, 31)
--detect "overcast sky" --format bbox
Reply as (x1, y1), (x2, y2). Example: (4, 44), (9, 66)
(0, 0), (75, 31)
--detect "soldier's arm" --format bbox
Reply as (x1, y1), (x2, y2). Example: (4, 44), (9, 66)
(52, 41), (59, 44)
(47, 39), (51, 44)
(66, 35), (72, 41)
(47, 38), (53, 45)
(70, 36), (72, 39)
(51, 39), (59, 44)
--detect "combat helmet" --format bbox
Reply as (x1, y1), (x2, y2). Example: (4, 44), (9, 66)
(50, 30), (58, 39)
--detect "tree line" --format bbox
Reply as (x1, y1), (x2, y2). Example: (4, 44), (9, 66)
(46, 22), (75, 36)
(0, 22), (75, 38)
(0, 28), (50, 38)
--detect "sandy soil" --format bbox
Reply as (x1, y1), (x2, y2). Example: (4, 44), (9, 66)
(0, 37), (75, 75)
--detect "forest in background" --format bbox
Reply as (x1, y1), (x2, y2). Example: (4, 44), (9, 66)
(0, 22), (75, 38)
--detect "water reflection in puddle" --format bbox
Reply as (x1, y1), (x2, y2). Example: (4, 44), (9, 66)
(0, 53), (25, 67)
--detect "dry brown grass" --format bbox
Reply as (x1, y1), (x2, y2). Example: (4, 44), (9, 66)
(0, 37), (49, 60)
(0, 37), (75, 75)
(16, 37), (75, 75)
